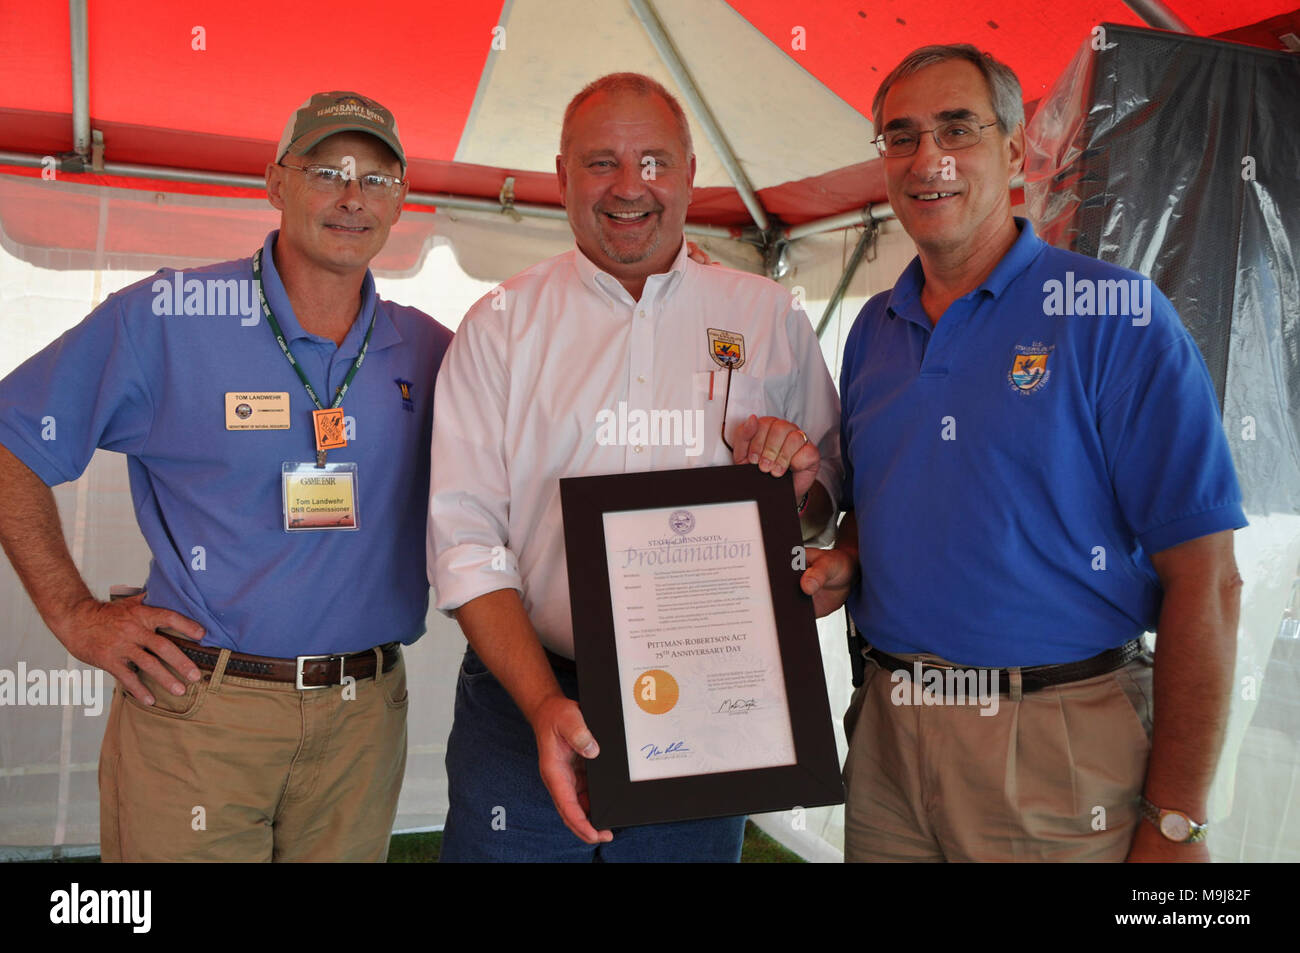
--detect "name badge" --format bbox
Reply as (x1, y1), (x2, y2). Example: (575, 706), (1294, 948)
(225, 392), (291, 430)
(282, 462), (359, 532)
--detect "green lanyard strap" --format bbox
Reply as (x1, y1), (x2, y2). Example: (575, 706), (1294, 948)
(252, 248), (375, 464)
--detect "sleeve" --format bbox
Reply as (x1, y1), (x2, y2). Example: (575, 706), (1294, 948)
(782, 297), (844, 531)
(426, 301), (521, 613)
(0, 295), (155, 486)
(837, 336), (856, 513)
(1097, 309), (1247, 555)
(836, 304), (872, 514)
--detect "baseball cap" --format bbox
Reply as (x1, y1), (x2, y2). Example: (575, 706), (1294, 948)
(276, 91), (406, 172)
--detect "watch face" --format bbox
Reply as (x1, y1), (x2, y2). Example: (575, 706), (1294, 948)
(1160, 812), (1191, 841)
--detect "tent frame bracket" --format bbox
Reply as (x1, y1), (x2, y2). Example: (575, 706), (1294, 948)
(628, 0), (771, 235)
(497, 175), (523, 222)
(815, 221), (877, 340)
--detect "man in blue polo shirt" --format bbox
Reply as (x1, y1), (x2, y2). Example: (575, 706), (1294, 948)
(801, 45), (1245, 861)
(0, 92), (452, 861)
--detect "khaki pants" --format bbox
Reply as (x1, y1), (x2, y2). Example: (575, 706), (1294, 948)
(99, 647), (408, 862)
(842, 652), (1154, 862)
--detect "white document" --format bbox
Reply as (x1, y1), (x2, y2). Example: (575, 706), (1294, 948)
(601, 500), (797, 781)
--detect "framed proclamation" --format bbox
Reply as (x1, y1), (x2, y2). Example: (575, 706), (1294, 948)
(559, 464), (843, 829)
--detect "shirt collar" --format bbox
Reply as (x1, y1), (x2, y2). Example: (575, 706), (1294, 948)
(258, 230), (402, 355)
(571, 238), (690, 309)
(884, 256), (927, 326)
(977, 216), (1045, 299)
(886, 217), (1046, 325)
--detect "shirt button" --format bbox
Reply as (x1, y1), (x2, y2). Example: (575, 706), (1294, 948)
(637, 375), (646, 383)
(637, 310), (646, 319)
(633, 445), (643, 453)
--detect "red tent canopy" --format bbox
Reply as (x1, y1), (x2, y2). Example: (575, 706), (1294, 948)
(0, 0), (1294, 266)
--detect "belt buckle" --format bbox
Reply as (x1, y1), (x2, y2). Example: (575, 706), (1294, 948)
(295, 653), (339, 691)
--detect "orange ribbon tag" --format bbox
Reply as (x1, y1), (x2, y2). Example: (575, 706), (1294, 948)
(312, 407), (347, 451)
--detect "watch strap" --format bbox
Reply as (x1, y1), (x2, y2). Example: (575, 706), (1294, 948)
(1139, 796), (1209, 842)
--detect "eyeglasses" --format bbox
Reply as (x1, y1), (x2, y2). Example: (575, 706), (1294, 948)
(872, 120), (999, 158)
(278, 162), (406, 199)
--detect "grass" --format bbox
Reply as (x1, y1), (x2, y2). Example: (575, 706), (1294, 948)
(384, 820), (804, 862)
(35, 820), (804, 863)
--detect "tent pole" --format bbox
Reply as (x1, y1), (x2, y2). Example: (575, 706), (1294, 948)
(787, 203), (892, 242)
(1120, 0), (1195, 33)
(0, 151), (744, 241)
(814, 223), (876, 340)
(786, 175), (1026, 242)
(404, 191), (744, 240)
(627, 0), (770, 234)
(2, 147), (1026, 245)
(69, 0), (90, 161)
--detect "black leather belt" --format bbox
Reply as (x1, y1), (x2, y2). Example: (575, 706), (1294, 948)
(864, 639), (1146, 694)
(158, 630), (400, 690)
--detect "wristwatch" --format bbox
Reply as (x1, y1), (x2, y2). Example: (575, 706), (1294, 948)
(1139, 797), (1208, 843)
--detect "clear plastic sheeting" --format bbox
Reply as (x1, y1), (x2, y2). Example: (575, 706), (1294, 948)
(1024, 23), (1300, 514)
(1025, 24), (1300, 860)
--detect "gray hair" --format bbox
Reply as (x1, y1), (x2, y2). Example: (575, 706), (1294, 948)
(871, 44), (1024, 136)
(560, 72), (694, 157)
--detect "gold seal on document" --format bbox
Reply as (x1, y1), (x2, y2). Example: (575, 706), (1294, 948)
(633, 669), (679, 715)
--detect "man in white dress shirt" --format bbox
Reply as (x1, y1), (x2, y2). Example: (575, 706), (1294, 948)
(427, 72), (842, 861)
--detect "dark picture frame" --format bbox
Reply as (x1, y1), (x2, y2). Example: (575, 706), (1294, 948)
(560, 464), (843, 829)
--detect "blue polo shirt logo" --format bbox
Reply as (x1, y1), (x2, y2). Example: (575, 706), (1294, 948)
(394, 378), (415, 412)
(1008, 342), (1054, 395)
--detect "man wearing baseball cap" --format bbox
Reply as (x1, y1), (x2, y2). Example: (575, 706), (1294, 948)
(0, 91), (452, 861)
(277, 91), (407, 171)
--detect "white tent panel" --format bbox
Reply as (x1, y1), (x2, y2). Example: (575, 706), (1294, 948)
(454, 0), (874, 193)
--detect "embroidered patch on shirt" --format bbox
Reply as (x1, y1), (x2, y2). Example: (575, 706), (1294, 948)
(707, 328), (746, 369)
(1008, 342), (1054, 395)
(394, 377), (414, 413)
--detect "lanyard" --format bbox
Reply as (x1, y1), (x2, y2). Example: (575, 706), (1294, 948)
(252, 247), (375, 465)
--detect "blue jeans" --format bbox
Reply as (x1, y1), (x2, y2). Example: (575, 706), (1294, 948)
(440, 646), (746, 862)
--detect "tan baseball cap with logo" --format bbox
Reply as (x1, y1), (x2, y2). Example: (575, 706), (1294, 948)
(276, 91), (406, 172)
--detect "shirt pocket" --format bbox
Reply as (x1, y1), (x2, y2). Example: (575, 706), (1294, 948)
(690, 370), (768, 467)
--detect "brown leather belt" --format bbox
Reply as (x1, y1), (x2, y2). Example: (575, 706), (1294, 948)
(158, 631), (400, 690)
(864, 639), (1146, 695)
